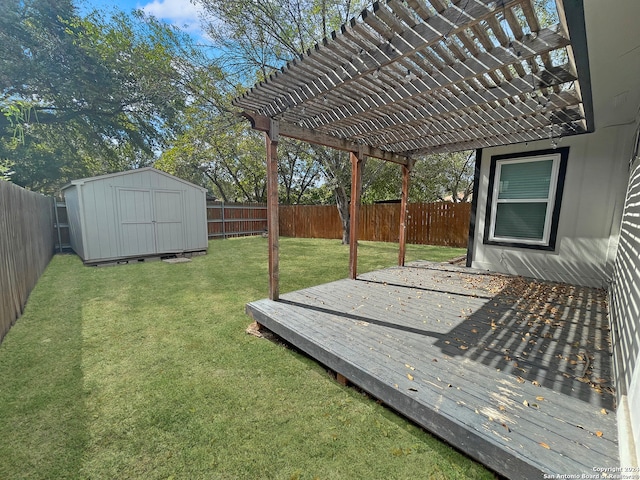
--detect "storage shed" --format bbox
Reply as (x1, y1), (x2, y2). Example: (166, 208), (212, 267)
(62, 168), (208, 264)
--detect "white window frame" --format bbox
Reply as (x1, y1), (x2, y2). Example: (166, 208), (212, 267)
(488, 153), (562, 247)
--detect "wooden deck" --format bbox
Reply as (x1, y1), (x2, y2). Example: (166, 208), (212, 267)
(246, 262), (618, 479)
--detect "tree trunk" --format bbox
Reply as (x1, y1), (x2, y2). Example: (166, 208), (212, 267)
(204, 171), (229, 202)
(335, 183), (350, 245)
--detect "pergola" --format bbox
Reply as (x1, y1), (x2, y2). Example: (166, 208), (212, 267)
(232, 0), (592, 300)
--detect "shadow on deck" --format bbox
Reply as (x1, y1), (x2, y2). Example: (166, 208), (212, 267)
(246, 262), (618, 479)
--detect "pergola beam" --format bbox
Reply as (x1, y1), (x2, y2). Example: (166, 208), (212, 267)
(243, 112), (409, 165)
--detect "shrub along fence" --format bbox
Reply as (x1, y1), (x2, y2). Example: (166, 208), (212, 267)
(0, 181), (56, 342)
(280, 202), (471, 247)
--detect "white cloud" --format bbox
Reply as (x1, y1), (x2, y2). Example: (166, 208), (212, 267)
(141, 0), (205, 31)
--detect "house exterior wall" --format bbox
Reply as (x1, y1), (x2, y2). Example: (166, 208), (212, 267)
(469, 125), (632, 288)
(63, 169), (208, 263)
(609, 122), (640, 464)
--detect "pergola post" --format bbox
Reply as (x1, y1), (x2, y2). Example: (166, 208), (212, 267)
(398, 161), (413, 267)
(349, 150), (364, 280)
(265, 120), (279, 300)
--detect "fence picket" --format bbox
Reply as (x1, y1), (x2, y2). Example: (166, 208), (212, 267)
(207, 202), (268, 239)
(280, 202), (470, 247)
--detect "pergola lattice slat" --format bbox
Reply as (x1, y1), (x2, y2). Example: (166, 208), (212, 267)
(304, 34), (572, 137)
(234, 0), (590, 159)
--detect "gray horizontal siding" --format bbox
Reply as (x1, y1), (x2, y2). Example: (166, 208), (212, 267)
(610, 160), (640, 396)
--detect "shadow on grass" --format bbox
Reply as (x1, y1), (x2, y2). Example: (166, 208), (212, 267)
(0, 255), (89, 479)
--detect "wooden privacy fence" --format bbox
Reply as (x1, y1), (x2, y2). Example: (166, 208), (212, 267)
(0, 181), (55, 342)
(280, 202), (471, 247)
(207, 201), (267, 239)
(56, 200), (467, 246)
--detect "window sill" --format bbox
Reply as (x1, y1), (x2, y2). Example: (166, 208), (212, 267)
(483, 238), (557, 251)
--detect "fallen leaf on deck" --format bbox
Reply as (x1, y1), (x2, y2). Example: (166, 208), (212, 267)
(502, 423), (511, 432)
(536, 396), (545, 401)
(407, 373), (414, 381)
(532, 380), (540, 387)
(601, 408), (608, 415)
(516, 376), (525, 384)
(498, 405), (506, 411)
(595, 431), (603, 437)
(523, 400), (529, 407)
(405, 364), (415, 370)
(459, 345), (469, 350)
(539, 442), (550, 449)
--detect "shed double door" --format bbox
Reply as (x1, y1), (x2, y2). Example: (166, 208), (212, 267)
(117, 188), (184, 257)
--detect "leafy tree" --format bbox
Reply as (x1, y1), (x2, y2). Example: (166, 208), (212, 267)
(199, 0), (367, 80)
(154, 66), (266, 203)
(197, 0), (371, 243)
(158, 106), (324, 205)
(157, 119), (266, 202)
(0, 0), (198, 193)
(278, 139), (322, 205)
(413, 151), (475, 203)
(362, 151), (475, 204)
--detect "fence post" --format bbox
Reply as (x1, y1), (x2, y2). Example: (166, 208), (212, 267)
(221, 201), (226, 240)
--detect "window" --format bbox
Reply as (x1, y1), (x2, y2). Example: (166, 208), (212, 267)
(484, 147), (568, 250)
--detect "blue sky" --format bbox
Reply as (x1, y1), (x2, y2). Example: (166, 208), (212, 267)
(80, 0), (206, 34)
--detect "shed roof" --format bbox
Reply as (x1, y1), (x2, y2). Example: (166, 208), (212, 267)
(233, 0), (592, 162)
(61, 167), (207, 192)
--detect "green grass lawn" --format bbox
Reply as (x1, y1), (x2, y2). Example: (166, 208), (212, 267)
(0, 237), (493, 479)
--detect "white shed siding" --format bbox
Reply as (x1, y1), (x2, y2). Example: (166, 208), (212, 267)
(116, 188), (157, 257)
(152, 190), (185, 253)
(63, 186), (85, 260)
(81, 174), (122, 261)
(470, 126), (631, 287)
(63, 168), (207, 263)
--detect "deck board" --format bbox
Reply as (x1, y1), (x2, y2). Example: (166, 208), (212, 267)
(246, 262), (618, 479)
